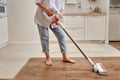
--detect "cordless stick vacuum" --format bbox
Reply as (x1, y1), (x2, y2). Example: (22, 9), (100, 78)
(43, 8), (107, 75)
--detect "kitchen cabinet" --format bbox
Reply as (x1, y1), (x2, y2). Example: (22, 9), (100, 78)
(50, 15), (107, 42)
(109, 14), (120, 41)
(85, 16), (106, 40)
(0, 17), (8, 47)
(64, 16), (85, 40)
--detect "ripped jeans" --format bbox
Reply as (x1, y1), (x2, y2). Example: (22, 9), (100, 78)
(37, 24), (67, 53)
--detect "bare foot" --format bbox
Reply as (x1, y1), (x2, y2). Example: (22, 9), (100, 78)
(63, 58), (75, 64)
(45, 59), (53, 66)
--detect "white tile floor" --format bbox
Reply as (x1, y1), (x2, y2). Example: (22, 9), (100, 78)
(0, 42), (120, 79)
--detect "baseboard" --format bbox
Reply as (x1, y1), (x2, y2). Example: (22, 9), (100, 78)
(8, 40), (74, 44)
(8, 41), (41, 44)
(0, 41), (8, 48)
(8, 40), (104, 44)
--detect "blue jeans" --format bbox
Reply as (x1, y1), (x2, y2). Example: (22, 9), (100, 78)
(37, 24), (67, 53)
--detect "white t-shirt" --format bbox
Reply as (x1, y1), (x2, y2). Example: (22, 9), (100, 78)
(34, 0), (64, 28)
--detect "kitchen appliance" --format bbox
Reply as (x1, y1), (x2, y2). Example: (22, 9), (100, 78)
(0, 0), (7, 17)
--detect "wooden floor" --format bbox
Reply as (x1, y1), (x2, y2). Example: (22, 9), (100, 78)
(5, 57), (120, 80)
(109, 41), (120, 50)
(1, 41), (120, 80)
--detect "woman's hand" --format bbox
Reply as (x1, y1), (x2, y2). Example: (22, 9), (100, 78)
(46, 8), (54, 16)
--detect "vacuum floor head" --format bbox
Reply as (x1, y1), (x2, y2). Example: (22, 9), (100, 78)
(93, 63), (108, 75)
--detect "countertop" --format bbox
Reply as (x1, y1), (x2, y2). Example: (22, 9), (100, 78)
(63, 12), (107, 16)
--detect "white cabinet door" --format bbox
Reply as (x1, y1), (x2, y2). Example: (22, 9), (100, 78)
(85, 16), (106, 40)
(65, 27), (84, 40)
(0, 17), (8, 45)
(64, 16), (84, 40)
(109, 14), (120, 41)
(64, 16), (84, 28)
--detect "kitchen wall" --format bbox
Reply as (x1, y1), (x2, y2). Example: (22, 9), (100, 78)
(8, 0), (40, 43)
(7, 0), (109, 43)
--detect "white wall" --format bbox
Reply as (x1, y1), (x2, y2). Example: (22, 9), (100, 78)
(8, 0), (40, 43)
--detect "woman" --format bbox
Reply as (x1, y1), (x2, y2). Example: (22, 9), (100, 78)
(34, 0), (75, 66)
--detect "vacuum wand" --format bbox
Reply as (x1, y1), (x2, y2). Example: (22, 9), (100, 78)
(43, 9), (107, 75)
(57, 21), (94, 65)
(57, 21), (107, 75)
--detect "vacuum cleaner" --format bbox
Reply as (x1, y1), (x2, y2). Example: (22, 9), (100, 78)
(43, 8), (107, 75)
